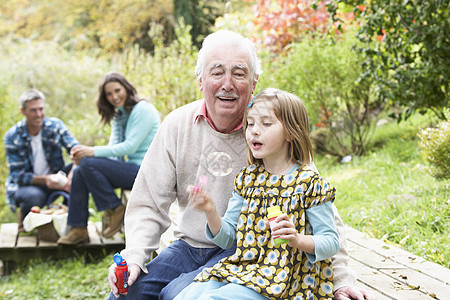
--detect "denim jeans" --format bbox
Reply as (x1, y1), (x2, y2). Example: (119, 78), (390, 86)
(15, 185), (52, 220)
(107, 239), (237, 300)
(67, 157), (139, 227)
(14, 164), (72, 220)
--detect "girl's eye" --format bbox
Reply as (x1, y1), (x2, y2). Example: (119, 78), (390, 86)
(263, 123), (272, 126)
(247, 123), (254, 127)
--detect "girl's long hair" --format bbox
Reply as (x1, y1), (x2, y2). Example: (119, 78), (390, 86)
(244, 88), (313, 168)
(96, 71), (141, 125)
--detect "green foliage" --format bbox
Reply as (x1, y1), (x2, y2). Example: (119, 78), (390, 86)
(0, 83), (18, 223)
(121, 22), (201, 118)
(0, 0), (174, 53)
(418, 109), (450, 179)
(0, 36), (112, 146)
(173, 0), (228, 48)
(258, 30), (383, 158)
(327, 0), (449, 121)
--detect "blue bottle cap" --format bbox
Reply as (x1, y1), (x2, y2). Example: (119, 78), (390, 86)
(113, 253), (125, 265)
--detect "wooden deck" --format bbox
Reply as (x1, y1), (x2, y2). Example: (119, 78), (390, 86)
(0, 221), (124, 274)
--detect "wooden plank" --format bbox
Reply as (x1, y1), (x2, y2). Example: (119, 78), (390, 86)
(348, 240), (449, 299)
(0, 223), (19, 248)
(354, 280), (393, 300)
(349, 258), (435, 300)
(87, 222), (102, 245)
(38, 239), (57, 247)
(381, 268), (449, 300)
(93, 222), (124, 245)
(347, 241), (406, 269)
(345, 226), (450, 285)
(16, 235), (37, 248)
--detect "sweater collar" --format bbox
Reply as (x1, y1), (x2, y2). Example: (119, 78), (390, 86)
(194, 100), (243, 133)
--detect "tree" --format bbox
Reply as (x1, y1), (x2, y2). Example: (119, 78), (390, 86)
(249, 0), (355, 53)
(327, 0), (449, 121)
(0, 0), (174, 53)
(173, 0), (228, 49)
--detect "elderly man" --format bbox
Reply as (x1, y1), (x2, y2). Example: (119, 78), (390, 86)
(107, 30), (375, 300)
(4, 89), (78, 230)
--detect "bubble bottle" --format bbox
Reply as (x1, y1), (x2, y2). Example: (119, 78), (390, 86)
(113, 253), (129, 294)
(267, 205), (289, 245)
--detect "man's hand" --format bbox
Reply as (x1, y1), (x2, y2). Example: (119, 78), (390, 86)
(334, 286), (377, 300)
(108, 262), (141, 298)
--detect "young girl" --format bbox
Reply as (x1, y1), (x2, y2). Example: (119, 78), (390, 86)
(177, 88), (339, 299)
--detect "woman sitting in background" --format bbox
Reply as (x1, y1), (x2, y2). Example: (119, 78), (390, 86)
(57, 71), (160, 245)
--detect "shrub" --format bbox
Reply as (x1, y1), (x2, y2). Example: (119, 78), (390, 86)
(120, 22), (200, 119)
(418, 109), (450, 179)
(258, 30), (384, 159)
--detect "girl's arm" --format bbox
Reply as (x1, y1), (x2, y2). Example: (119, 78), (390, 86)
(187, 186), (242, 249)
(305, 201), (340, 262)
(206, 191), (242, 249)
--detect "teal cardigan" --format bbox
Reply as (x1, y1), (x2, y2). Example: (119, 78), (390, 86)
(93, 100), (160, 165)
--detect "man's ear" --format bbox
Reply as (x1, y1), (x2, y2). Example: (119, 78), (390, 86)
(252, 75), (259, 93)
(198, 76), (204, 92)
(20, 107), (25, 116)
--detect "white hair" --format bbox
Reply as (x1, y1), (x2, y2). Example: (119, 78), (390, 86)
(19, 89), (46, 109)
(195, 30), (262, 81)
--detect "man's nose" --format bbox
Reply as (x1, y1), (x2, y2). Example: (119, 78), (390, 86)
(221, 73), (233, 91)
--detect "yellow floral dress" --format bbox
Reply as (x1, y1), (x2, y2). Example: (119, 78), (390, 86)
(195, 164), (336, 300)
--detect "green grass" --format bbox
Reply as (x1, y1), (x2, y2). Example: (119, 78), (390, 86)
(0, 255), (112, 299)
(0, 113), (448, 298)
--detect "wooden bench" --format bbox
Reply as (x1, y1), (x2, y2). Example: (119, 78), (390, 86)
(0, 190), (131, 274)
(0, 221), (125, 274)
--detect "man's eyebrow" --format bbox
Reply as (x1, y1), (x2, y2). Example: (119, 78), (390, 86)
(235, 64), (247, 71)
(209, 63), (248, 71)
(210, 63), (224, 70)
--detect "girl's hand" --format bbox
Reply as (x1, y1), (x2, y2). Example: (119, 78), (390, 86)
(186, 185), (215, 213)
(267, 214), (314, 252)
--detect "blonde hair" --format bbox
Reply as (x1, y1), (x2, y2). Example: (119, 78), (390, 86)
(244, 88), (313, 167)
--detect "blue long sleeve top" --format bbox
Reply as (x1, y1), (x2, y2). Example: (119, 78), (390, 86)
(93, 100), (160, 165)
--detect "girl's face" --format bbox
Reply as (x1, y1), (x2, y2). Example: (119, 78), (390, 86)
(104, 81), (127, 108)
(245, 101), (290, 166)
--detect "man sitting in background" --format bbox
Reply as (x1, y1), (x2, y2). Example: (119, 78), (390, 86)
(4, 89), (78, 231)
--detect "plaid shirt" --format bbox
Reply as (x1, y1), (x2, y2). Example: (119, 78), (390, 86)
(4, 117), (79, 210)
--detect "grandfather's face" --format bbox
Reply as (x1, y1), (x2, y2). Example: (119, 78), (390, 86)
(199, 44), (257, 133)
